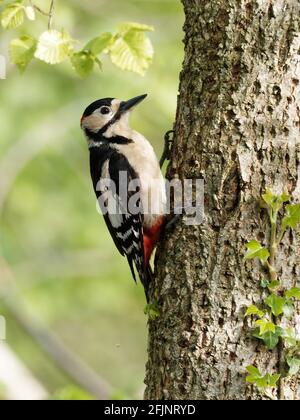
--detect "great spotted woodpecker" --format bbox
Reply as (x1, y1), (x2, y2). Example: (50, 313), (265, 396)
(81, 94), (167, 300)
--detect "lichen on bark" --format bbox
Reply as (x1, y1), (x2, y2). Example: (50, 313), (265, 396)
(144, 0), (300, 400)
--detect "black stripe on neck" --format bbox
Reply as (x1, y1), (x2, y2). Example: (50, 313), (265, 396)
(86, 130), (133, 146)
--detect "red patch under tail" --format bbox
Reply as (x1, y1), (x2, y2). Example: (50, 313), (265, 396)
(143, 216), (165, 265)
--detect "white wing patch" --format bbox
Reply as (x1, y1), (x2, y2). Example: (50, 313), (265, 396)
(108, 213), (123, 229)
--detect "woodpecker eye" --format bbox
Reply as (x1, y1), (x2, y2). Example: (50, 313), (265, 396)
(100, 106), (110, 115)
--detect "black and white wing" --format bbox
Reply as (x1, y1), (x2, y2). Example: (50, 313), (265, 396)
(89, 147), (150, 294)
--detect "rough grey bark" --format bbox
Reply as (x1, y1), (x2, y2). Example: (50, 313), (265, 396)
(144, 0), (300, 400)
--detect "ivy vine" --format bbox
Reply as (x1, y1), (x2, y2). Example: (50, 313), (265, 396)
(245, 190), (300, 398)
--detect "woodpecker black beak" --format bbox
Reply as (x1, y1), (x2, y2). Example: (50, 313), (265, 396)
(119, 94), (147, 113)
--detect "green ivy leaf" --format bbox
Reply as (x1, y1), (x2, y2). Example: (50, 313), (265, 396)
(255, 319), (276, 335)
(144, 302), (160, 320)
(286, 356), (300, 376)
(246, 366), (280, 390)
(285, 287), (300, 300)
(265, 293), (285, 317)
(265, 373), (281, 387)
(253, 325), (282, 350)
(246, 365), (266, 388)
(1, 1), (25, 29)
(9, 35), (37, 72)
(260, 278), (269, 289)
(84, 32), (113, 55)
(35, 29), (74, 65)
(109, 23), (154, 75)
(262, 190), (290, 212)
(281, 327), (297, 347)
(262, 189), (276, 208)
(246, 365), (261, 376)
(71, 51), (95, 78)
(261, 329), (281, 350)
(282, 204), (300, 229)
(245, 240), (270, 263)
(268, 280), (281, 292)
(283, 301), (294, 319)
(245, 305), (264, 318)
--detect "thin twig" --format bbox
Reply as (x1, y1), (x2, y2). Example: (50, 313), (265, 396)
(48, 0), (55, 30)
(29, 0), (50, 17)
(29, 1), (55, 28)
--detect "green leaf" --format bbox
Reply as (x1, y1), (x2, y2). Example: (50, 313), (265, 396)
(117, 21), (154, 33)
(268, 280), (281, 292)
(35, 30), (74, 65)
(254, 324), (282, 350)
(252, 328), (262, 339)
(262, 190), (290, 212)
(266, 373), (281, 387)
(281, 327), (297, 347)
(1, 1), (25, 29)
(9, 35), (37, 72)
(282, 204), (300, 229)
(144, 302), (160, 320)
(24, 5), (35, 21)
(286, 356), (300, 376)
(261, 330), (280, 350)
(262, 189), (276, 208)
(71, 51), (94, 78)
(84, 32), (113, 55)
(245, 305), (264, 318)
(255, 319), (276, 335)
(245, 240), (270, 263)
(260, 278), (269, 288)
(279, 192), (291, 204)
(109, 26), (154, 75)
(265, 293), (285, 317)
(246, 366), (280, 390)
(246, 365), (261, 377)
(283, 301), (294, 319)
(285, 287), (300, 300)
(246, 366), (266, 387)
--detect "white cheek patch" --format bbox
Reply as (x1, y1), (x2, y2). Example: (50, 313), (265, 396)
(82, 113), (105, 132)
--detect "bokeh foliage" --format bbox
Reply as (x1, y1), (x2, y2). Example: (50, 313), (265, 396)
(0, 0), (184, 399)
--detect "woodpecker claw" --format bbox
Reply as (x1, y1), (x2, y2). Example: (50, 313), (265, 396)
(165, 202), (198, 231)
(160, 129), (174, 168)
(165, 214), (182, 231)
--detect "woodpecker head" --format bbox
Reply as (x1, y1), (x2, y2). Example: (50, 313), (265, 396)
(81, 94), (147, 139)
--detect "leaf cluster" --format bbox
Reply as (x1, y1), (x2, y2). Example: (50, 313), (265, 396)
(244, 190), (300, 392)
(1, 1), (154, 76)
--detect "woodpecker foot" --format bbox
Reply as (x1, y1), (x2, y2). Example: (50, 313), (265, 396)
(160, 129), (174, 168)
(165, 203), (198, 231)
(165, 214), (182, 231)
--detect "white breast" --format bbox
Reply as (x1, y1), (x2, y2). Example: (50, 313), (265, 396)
(117, 131), (166, 227)
(104, 116), (167, 228)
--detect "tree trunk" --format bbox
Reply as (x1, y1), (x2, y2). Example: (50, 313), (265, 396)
(145, 0), (300, 400)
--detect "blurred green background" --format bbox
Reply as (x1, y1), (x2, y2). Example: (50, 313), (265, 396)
(0, 0), (184, 399)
